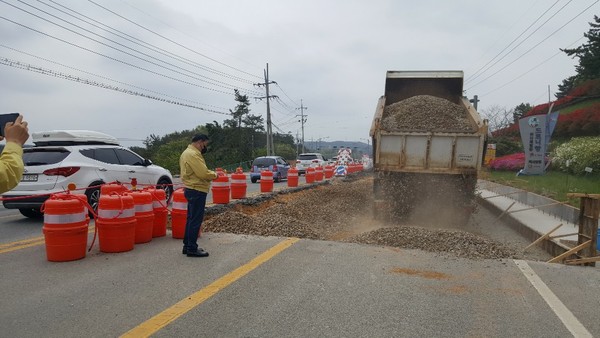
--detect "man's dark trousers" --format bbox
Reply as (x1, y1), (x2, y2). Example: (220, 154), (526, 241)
(183, 188), (207, 252)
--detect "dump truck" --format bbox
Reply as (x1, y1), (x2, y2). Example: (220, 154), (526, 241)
(369, 70), (488, 224)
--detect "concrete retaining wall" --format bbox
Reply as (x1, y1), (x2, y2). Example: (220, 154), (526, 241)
(478, 180), (581, 225)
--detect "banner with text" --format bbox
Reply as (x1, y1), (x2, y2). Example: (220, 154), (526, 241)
(519, 115), (547, 175)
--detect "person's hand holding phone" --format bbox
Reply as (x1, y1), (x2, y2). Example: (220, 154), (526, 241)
(1, 114), (29, 146)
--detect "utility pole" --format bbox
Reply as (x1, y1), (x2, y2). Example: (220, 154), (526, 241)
(254, 63), (277, 156)
(469, 95), (479, 111)
(296, 99), (308, 153)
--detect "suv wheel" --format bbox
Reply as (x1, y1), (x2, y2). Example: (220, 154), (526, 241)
(19, 208), (43, 218)
(86, 185), (101, 216)
(274, 173), (281, 183)
(157, 178), (173, 203)
(251, 177), (258, 183)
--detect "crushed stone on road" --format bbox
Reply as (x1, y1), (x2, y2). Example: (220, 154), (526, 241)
(202, 174), (534, 260)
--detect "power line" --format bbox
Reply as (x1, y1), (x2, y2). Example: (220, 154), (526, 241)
(116, 0), (264, 75)
(480, 36), (585, 97)
(0, 15), (250, 96)
(466, 0), (598, 91)
(42, 0), (257, 85)
(87, 0), (261, 80)
(274, 83), (299, 107)
(1, 57), (230, 115)
(466, 0), (565, 84)
(0, 43), (229, 111)
(1, 0), (262, 96)
(465, 0), (542, 75)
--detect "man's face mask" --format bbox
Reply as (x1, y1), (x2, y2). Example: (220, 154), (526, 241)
(201, 143), (208, 154)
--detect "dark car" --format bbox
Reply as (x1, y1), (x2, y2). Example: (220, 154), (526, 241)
(249, 156), (290, 183)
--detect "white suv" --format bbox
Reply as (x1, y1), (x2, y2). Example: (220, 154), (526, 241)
(2, 130), (173, 218)
(295, 153), (325, 175)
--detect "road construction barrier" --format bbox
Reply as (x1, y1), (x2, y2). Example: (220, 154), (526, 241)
(171, 188), (187, 239)
(315, 166), (324, 182)
(287, 167), (299, 187)
(211, 172), (230, 204)
(100, 182), (128, 195)
(42, 193), (89, 262)
(305, 167), (315, 184)
(129, 191), (154, 244)
(230, 167), (247, 199)
(144, 188), (167, 238)
(260, 170), (274, 193)
(96, 193), (136, 253)
(324, 165), (334, 179)
(335, 165), (347, 177)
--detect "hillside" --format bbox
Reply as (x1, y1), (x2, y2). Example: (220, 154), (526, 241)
(494, 78), (600, 138)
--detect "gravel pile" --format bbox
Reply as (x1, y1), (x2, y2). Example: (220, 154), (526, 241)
(381, 95), (475, 132)
(346, 226), (516, 260)
(202, 176), (517, 260)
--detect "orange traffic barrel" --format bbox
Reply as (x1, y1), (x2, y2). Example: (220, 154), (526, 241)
(260, 170), (274, 193)
(324, 165), (334, 179)
(305, 167), (315, 184)
(211, 172), (230, 204)
(287, 167), (299, 187)
(315, 166), (324, 182)
(96, 193), (136, 253)
(128, 191), (154, 244)
(230, 167), (247, 199)
(171, 188), (187, 239)
(101, 182), (128, 195)
(145, 188), (167, 237)
(42, 194), (89, 262)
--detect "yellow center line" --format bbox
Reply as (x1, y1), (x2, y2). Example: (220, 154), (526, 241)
(0, 227), (96, 254)
(120, 237), (300, 338)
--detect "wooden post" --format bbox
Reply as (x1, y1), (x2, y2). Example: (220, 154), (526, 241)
(523, 223), (563, 252)
(567, 193), (600, 267)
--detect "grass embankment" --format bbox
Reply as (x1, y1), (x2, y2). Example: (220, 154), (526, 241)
(484, 171), (600, 207)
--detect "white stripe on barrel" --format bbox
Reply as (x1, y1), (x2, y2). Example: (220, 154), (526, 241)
(134, 203), (153, 213)
(44, 211), (87, 224)
(172, 201), (187, 210)
(98, 208), (135, 219)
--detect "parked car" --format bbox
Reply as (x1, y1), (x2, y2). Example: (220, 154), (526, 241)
(2, 130), (173, 218)
(249, 156), (290, 183)
(295, 153), (325, 175)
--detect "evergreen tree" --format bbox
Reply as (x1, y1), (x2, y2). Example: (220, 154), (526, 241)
(512, 103), (532, 122)
(557, 15), (600, 98)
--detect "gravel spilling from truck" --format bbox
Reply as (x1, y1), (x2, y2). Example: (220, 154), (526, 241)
(381, 95), (476, 132)
(202, 176), (520, 260)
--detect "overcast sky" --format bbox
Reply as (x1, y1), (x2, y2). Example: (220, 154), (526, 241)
(1, 0), (598, 148)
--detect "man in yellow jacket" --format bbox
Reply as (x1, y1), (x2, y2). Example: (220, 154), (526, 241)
(179, 134), (217, 257)
(0, 114), (30, 194)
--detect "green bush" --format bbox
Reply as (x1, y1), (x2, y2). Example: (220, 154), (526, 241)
(552, 136), (600, 175)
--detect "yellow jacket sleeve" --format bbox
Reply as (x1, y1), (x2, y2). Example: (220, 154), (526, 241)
(179, 145), (217, 193)
(0, 142), (24, 194)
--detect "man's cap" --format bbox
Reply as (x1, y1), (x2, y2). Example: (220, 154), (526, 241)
(191, 134), (209, 142)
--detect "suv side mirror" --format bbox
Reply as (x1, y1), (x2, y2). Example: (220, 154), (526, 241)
(143, 158), (153, 166)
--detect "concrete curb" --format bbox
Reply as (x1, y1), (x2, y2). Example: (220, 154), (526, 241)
(477, 180), (583, 258)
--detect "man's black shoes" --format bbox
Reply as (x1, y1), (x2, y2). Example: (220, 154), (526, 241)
(186, 249), (209, 257)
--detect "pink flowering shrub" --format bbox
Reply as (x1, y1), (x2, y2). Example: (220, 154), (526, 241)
(489, 153), (525, 171)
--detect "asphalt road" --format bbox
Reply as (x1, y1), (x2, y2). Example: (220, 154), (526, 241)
(1, 177), (599, 337)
